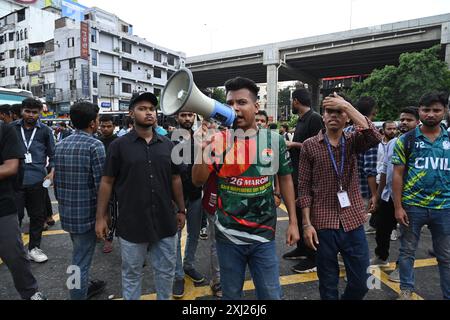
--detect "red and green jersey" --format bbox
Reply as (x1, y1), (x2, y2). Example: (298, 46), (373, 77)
(207, 129), (292, 244)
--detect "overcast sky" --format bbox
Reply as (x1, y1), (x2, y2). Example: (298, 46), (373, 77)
(81, 0), (450, 57)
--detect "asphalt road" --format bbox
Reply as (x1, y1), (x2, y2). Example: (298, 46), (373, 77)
(0, 190), (443, 300)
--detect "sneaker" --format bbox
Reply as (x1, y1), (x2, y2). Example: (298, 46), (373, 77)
(282, 247), (308, 260)
(103, 240), (113, 254)
(370, 256), (390, 267)
(28, 248), (48, 263)
(43, 223), (49, 231)
(388, 268), (400, 283)
(172, 279), (185, 299)
(397, 289), (413, 300)
(210, 282), (222, 298)
(29, 292), (47, 300)
(199, 227), (208, 240)
(291, 259), (317, 273)
(87, 280), (106, 299)
(390, 229), (398, 241)
(184, 268), (205, 283)
(46, 217), (56, 227)
(365, 225), (376, 235)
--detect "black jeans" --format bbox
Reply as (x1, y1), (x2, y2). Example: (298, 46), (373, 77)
(44, 189), (53, 219)
(374, 198), (397, 261)
(294, 185), (316, 260)
(0, 214), (38, 299)
(16, 184), (46, 250)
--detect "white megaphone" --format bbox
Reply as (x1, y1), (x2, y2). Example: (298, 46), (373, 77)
(161, 68), (236, 127)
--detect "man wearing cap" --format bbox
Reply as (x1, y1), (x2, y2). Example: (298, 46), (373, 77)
(96, 92), (186, 300)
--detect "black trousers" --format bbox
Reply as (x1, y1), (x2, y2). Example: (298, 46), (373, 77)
(294, 185), (317, 260)
(16, 184), (46, 250)
(44, 189), (53, 219)
(0, 214), (38, 299)
(374, 198), (397, 261)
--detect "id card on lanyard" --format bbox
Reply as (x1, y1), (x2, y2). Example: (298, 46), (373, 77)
(324, 135), (351, 209)
(21, 127), (37, 164)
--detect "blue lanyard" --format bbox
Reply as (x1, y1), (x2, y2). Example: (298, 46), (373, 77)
(324, 135), (346, 191)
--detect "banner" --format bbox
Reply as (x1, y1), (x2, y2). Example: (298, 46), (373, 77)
(81, 64), (90, 98)
(80, 21), (89, 60)
(28, 61), (41, 73)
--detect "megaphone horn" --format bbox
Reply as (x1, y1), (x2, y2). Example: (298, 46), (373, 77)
(161, 68), (236, 127)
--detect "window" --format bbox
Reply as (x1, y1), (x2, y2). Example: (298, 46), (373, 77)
(154, 51), (161, 62)
(9, 32), (14, 41)
(167, 55), (175, 66)
(70, 79), (76, 90)
(154, 88), (161, 97)
(68, 37), (75, 47)
(91, 50), (97, 66)
(122, 83), (131, 93)
(92, 95), (98, 104)
(21, 66), (25, 77)
(24, 28), (27, 40)
(10, 50), (15, 59)
(24, 46), (28, 59)
(0, 36), (3, 45)
(121, 25), (129, 33)
(69, 58), (76, 69)
(16, 31), (19, 41)
(122, 59), (132, 72)
(20, 30), (23, 40)
(10, 67), (15, 76)
(122, 41), (132, 54)
(92, 72), (98, 88)
(154, 68), (161, 78)
(167, 70), (174, 79)
(91, 28), (96, 43)
(17, 9), (25, 22)
(16, 49), (20, 59)
(21, 48), (24, 59)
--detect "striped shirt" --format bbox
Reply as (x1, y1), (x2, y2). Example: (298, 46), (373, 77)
(54, 130), (106, 234)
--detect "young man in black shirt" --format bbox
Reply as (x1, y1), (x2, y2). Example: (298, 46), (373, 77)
(283, 88), (324, 274)
(96, 92), (186, 300)
(0, 123), (46, 300)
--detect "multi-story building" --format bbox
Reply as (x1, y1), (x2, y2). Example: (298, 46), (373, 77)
(52, 7), (186, 113)
(0, 6), (58, 91)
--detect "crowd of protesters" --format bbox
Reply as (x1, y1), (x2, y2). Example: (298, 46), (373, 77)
(0, 80), (449, 301)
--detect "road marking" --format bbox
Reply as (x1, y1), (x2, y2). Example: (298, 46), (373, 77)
(279, 203), (288, 213)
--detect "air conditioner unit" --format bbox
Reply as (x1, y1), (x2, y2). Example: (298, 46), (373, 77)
(54, 61), (61, 68)
(146, 73), (152, 79)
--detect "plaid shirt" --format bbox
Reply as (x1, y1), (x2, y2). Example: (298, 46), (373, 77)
(297, 120), (382, 232)
(344, 126), (378, 199)
(54, 131), (106, 234)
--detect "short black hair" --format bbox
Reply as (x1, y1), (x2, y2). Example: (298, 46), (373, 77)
(99, 114), (114, 123)
(355, 96), (376, 117)
(269, 123), (278, 130)
(281, 124), (289, 131)
(418, 92), (448, 109)
(399, 106), (419, 120)
(382, 120), (397, 130)
(70, 102), (99, 130)
(256, 110), (268, 122)
(0, 104), (11, 115)
(224, 77), (259, 101)
(10, 104), (22, 117)
(292, 89), (311, 107)
(21, 98), (43, 110)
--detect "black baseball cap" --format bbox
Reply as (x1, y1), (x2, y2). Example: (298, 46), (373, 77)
(129, 92), (158, 110)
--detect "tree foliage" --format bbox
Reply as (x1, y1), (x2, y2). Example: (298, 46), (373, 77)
(211, 87), (226, 104)
(348, 45), (450, 120)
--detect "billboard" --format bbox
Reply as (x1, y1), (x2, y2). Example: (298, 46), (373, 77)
(61, 0), (86, 22)
(28, 61), (41, 73)
(80, 21), (89, 60)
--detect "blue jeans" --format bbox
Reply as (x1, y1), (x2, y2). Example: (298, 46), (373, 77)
(316, 226), (370, 300)
(119, 235), (177, 300)
(69, 228), (97, 300)
(216, 240), (281, 300)
(175, 198), (203, 280)
(399, 205), (450, 299)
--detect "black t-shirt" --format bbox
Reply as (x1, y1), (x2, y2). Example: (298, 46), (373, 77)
(99, 134), (118, 153)
(104, 130), (181, 244)
(0, 123), (23, 217)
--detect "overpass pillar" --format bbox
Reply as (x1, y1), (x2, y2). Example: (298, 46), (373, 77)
(263, 46), (280, 122)
(442, 23), (450, 69)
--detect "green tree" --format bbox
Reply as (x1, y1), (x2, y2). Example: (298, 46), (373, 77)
(211, 87), (226, 103)
(348, 45), (450, 120)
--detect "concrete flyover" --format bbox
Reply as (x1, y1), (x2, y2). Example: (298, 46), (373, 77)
(186, 13), (450, 120)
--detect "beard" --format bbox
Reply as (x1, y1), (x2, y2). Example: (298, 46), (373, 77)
(134, 120), (154, 129)
(421, 119), (441, 128)
(292, 107), (299, 115)
(181, 123), (193, 130)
